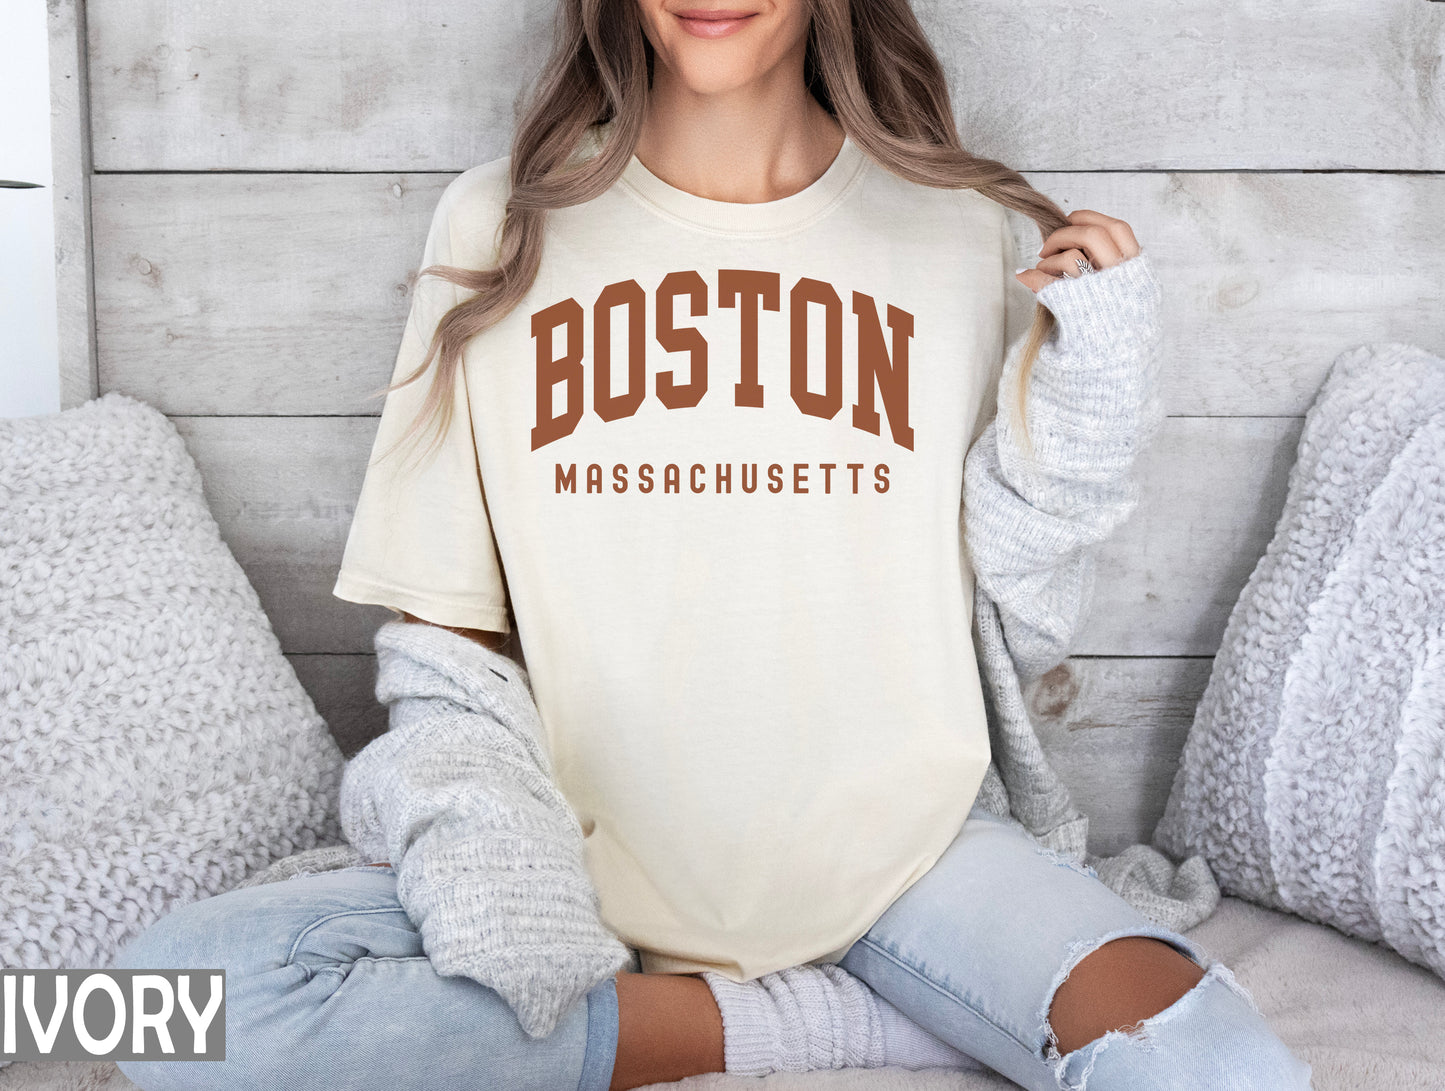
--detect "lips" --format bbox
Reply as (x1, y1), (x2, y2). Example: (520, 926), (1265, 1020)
(673, 9), (758, 38)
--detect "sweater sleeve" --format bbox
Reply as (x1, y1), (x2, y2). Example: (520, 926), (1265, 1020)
(962, 222), (1165, 684)
(338, 619), (631, 1039)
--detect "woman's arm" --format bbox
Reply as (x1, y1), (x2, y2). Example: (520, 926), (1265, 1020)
(963, 211), (1164, 684)
(340, 618), (629, 1039)
(398, 609), (510, 653)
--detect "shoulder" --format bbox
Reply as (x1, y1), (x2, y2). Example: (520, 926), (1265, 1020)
(431, 154), (514, 266)
(957, 187), (1033, 278)
(892, 172), (1010, 246)
(854, 157), (1006, 253)
(444, 154), (513, 215)
(951, 185), (1012, 234)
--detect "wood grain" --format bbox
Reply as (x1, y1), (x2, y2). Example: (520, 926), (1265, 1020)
(94, 171), (1445, 417)
(88, 0), (1445, 171)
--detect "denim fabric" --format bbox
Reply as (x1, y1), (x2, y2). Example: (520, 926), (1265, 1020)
(110, 805), (1315, 1091)
(838, 803), (1315, 1090)
(111, 863), (618, 1091)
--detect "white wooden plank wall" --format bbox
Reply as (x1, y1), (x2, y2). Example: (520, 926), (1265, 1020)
(78, 0), (1445, 852)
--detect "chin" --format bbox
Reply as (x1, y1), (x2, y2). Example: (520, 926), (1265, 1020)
(667, 60), (764, 96)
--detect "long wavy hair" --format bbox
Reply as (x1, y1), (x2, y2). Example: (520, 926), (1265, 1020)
(369, 0), (1069, 471)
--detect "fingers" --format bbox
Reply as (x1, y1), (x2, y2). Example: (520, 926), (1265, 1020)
(1036, 247), (1106, 280)
(1013, 246), (1110, 294)
(1038, 209), (1141, 269)
(1014, 267), (1060, 294)
(1014, 209), (1144, 292)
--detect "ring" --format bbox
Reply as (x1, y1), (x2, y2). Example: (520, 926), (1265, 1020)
(1073, 257), (1095, 277)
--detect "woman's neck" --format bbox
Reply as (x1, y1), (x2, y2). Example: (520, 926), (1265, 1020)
(630, 78), (844, 206)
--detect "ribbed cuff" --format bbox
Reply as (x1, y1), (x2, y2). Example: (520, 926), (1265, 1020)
(1033, 248), (1161, 352)
(819, 963), (887, 1069)
(701, 964), (887, 1076)
(995, 253), (1163, 489)
(374, 616), (530, 696)
(703, 971), (783, 1077)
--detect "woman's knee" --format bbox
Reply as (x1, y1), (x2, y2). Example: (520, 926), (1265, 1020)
(116, 866), (412, 970)
(113, 869), (413, 1090)
(1042, 944), (1314, 1090)
(1045, 935), (1206, 1056)
(112, 887), (262, 981)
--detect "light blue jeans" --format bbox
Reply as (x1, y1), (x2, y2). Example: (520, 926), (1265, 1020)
(837, 803), (1314, 1090)
(113, 802), (1313, 1090)
(112, 862), (619, 1091)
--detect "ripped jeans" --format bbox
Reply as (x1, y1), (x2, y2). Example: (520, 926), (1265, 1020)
(836, 801), (1315, 1090)
(112, 801), (1313, 1091)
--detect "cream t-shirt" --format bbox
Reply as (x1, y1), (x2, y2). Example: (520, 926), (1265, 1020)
(333, 119), (1036, 979)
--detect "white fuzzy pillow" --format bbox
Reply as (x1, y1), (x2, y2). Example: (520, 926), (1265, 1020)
(1154, 342), (1445, 981)
(0, 391), (346, 976)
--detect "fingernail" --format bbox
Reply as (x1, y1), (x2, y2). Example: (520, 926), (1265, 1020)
(1013, 266), (1030, 275)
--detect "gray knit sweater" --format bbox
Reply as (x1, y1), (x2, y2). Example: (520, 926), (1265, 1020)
(327, 247), (1219, 1040)
(964, 250), (1219, 924)
(337, 619), (634, 1039)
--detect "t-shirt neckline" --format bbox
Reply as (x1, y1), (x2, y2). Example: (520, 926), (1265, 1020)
(587, 120), (867, 237)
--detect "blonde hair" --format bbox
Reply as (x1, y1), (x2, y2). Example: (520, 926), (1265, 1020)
(370, 0), (1067, 469)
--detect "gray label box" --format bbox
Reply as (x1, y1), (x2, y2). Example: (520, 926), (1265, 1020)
(2, 969), (225, 1062)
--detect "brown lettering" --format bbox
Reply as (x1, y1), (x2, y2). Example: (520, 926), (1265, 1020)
(852, 292), (915, 451)
(718, 269), (780, 408)
(790, 277), (844, 421)
(593, 280), (647, 423)
(531, 298), (585, 450)
(529, 271), (915, 450)
(655, 270), (709, 409)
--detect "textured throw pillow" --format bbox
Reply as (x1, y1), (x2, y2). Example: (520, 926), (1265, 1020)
(0, 391), (346, 978)
(1154, 341), (1445, 980)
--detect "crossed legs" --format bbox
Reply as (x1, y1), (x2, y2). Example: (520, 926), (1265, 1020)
(605, 936), (1208, 1089)
(111, 829), (1306, 1091)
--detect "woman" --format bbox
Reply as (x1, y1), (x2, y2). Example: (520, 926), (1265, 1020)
(114, 1), (1315, 1089)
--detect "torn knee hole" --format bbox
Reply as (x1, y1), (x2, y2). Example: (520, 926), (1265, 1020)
(1041, 934), (1107, 1063)
(1040, 933), (1211, 1069)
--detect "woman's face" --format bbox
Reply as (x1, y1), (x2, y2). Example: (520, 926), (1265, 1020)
(634, 1), (812, 97)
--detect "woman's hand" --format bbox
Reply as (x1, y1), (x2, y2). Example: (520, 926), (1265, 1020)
(1014, 209), (1143, 294)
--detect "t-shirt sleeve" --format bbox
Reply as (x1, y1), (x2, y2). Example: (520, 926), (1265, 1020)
(1000, 210), (1041, 371)
(967, 205), (1038, 453)
(331, 179), (511, 633)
